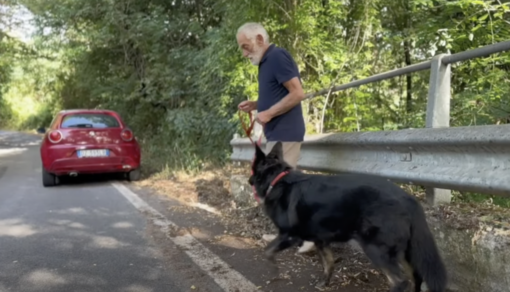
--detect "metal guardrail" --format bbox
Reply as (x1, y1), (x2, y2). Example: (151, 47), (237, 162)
(231, 40), (510, 205)
(304, 40), (510, 100)
(303, 61), (432, 100)
(231, 124), (510, 200)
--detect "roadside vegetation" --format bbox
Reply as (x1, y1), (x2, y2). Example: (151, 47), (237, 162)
(1, 0), (509, 207)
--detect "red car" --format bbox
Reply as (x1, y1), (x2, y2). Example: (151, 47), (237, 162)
(40, 109), (141, 187)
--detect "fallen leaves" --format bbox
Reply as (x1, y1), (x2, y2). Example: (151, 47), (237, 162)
(140, 164), (509, 292)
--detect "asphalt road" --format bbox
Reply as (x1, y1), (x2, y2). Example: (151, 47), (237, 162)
(0, 131), (228, 292)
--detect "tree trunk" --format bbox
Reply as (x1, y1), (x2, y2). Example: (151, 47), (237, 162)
(404, 40), (412, 114)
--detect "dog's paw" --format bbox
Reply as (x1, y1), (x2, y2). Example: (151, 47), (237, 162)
(314, 280), (328, 290)
(264, 251), (276, 263)
(266, 256), (276, 264)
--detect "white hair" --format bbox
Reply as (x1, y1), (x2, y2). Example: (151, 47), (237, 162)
(237, 22), (270, 44)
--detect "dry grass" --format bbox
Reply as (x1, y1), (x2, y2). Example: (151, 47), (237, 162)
(138, 163), (510, 236)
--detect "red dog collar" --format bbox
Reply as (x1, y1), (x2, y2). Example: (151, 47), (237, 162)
(265, 170), (290, 196)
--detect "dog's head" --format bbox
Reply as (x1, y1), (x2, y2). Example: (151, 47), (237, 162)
(248, 142), (291, 201)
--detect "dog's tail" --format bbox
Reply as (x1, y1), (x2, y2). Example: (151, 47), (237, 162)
(408, 203), (447, 292)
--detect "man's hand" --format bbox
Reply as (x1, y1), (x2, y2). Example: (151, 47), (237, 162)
(238, 100), (257, 113)
(256, 110), (273, 125)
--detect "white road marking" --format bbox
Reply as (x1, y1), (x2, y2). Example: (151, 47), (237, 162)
(112, 182), (261, 292)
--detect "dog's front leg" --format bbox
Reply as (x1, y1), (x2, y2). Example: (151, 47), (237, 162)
(264, 233), (298, 263)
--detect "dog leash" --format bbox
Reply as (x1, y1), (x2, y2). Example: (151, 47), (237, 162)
(239, 110), (261, 145)
(239, 110), (263, 203)
(239, 110), (292, 201)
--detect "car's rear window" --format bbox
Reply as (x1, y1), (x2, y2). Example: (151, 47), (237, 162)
(61, 113), (120, 129)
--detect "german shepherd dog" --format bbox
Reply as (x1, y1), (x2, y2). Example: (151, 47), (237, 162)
(248, 142), (447, 292)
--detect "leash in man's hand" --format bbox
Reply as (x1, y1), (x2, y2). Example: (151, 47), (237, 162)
(238, 110), (263, 203)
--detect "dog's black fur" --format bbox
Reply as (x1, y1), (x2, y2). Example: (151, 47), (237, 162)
(249, 142), (447, 292)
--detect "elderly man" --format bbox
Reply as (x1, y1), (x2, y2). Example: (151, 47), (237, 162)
(236, 22), (314, 254)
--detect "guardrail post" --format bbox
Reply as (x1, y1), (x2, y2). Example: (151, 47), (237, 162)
(232, 133), (241, 167)
(425, 54), (452, 206)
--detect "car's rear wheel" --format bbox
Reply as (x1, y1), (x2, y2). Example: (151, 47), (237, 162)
(42, 169), (57, 187)
(128, 168), (141, 182)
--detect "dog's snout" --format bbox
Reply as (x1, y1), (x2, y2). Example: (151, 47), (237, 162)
(248, 175), (254, 186)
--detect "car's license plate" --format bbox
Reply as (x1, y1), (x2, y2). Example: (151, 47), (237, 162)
(77, 149), (109, 158)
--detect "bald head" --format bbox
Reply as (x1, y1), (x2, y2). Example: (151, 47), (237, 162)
(236, 22), (270, 66)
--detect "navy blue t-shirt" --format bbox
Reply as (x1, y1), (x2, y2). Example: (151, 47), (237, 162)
(257, 44), (305, 142)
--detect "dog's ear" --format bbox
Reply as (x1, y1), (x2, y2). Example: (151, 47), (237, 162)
(268, 141), (283, 160)
(254, 144), (266, 161)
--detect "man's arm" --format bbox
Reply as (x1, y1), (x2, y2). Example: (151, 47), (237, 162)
(266, 77), (305, 118)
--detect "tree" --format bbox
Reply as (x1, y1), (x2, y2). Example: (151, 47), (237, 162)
(1, 0), (507, 173)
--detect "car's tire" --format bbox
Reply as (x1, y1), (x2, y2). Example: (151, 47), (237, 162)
(42, 169), (56, 187)
(128, 168), (141, 182)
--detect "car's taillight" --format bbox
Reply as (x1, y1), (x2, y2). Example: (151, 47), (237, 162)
(121, 129), (134, 142)
(48, 130), (63, 143)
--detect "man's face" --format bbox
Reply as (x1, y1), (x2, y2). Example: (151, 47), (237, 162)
(237, 33), (264, 66)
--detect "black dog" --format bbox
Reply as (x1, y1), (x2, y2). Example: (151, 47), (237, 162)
(248, 142), (447, 292)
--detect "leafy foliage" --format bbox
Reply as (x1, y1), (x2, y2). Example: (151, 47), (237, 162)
(1, 0), (509, 177)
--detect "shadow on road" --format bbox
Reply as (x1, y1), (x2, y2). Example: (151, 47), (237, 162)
(56, 173), (128, 188)
(0, 131), (42, 148)
(0, 193), (179, 292)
